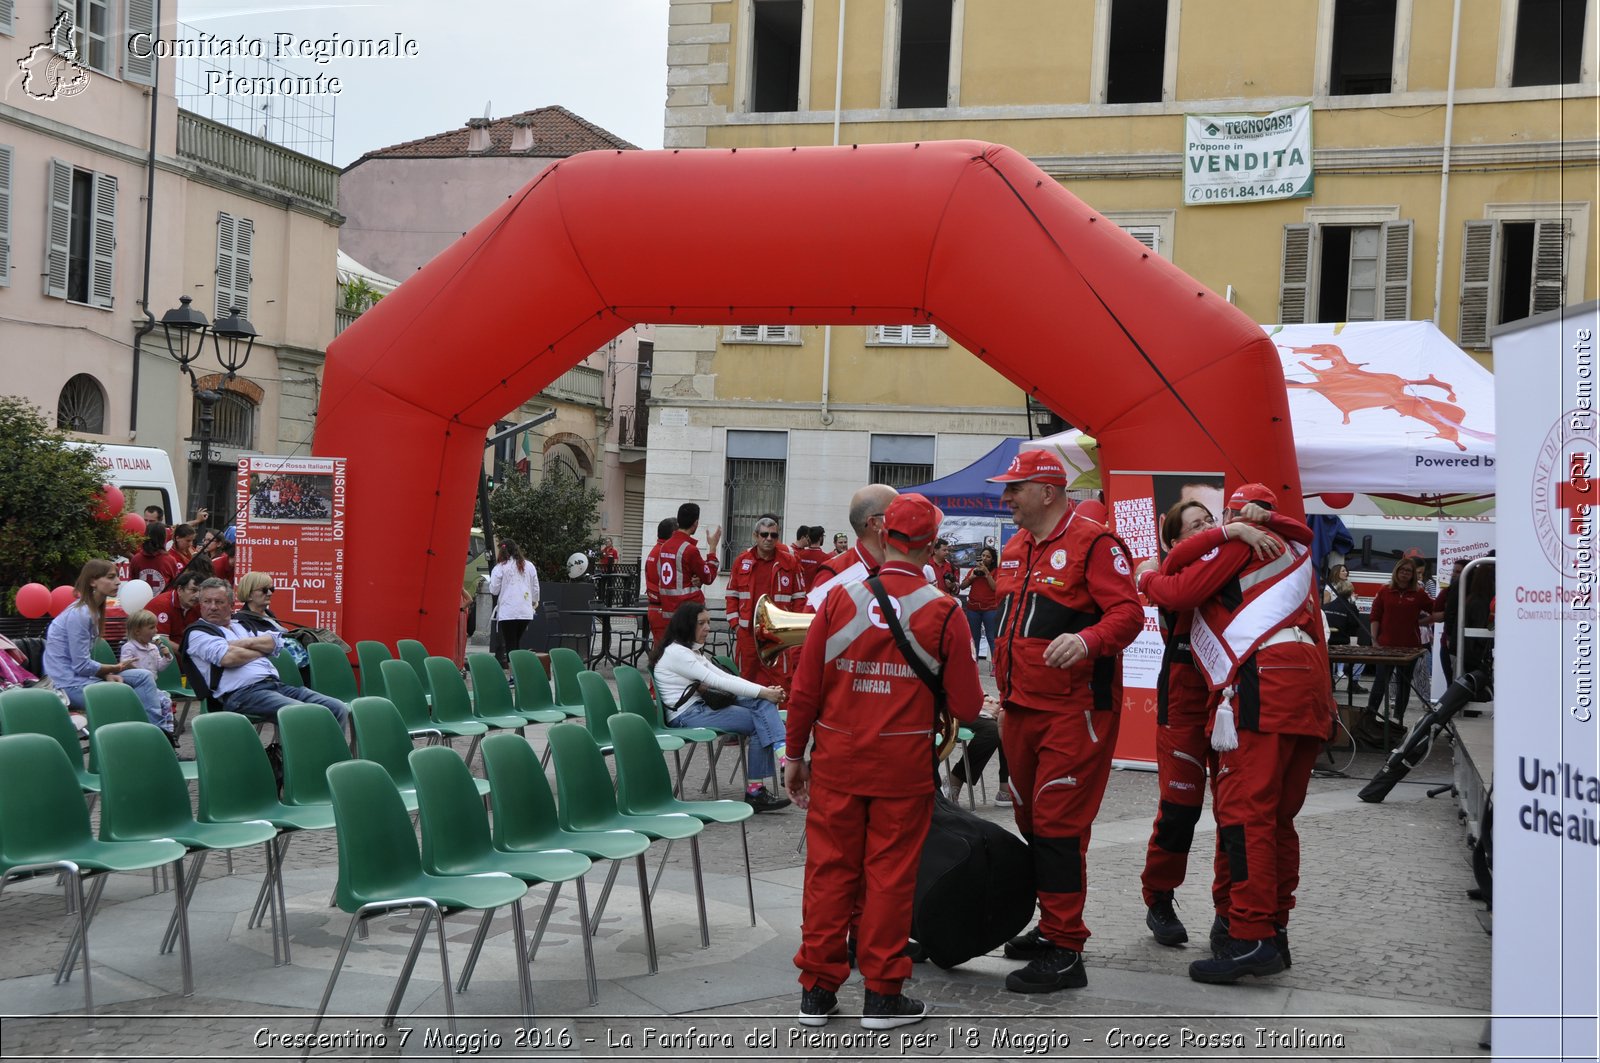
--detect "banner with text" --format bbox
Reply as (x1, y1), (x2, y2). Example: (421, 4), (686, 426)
(234, 456), (348, 634)
(1185, 103), (1313, 206)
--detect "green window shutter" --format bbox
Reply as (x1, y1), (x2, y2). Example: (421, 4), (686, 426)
(215, 212), (235, 317)
(0, 145), (11, 286)
(1379, 219), (1412, 321)
(89, 171), (116, 308)
(1278, 223), (1312, 324)
(44, 158), (71, 299)
(1531, 218), (1569, 316)
(1457, 220), (1498, 348)
(124, 0), (156, 84)
(232, 217), (253, 318)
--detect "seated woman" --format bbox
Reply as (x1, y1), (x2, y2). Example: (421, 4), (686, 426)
(232, 570), (310, 681)
(650, 601), (791, 812)
(42, 559), (175, 743)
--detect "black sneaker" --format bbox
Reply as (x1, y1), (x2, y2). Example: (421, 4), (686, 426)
(1209, 914), (1230, 957)
(1188, 935), (1285, 984)
(861, 989), (928, 1030)
(798, 985), (838, 1027)
(904, 938), (928, 963)
(1003, 925), (1052, 960)
(1005, 945), (1088, 993)
(1274, 925), (1292, 969)
(1146, 895), (1189, 946)
(744, 786), (792, 813)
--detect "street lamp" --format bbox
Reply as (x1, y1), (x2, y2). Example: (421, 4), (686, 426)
(160, 297), (258, 519)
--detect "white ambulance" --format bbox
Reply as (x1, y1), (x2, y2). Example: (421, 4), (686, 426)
(67, 443), (184, 528)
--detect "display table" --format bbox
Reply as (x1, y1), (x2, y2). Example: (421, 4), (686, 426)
(1327, 645), (1430, 749)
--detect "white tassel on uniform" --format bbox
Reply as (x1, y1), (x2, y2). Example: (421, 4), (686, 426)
(1212, 686), (1240, 752)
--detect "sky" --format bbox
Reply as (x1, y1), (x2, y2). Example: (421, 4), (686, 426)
(180, 1), (670, 166)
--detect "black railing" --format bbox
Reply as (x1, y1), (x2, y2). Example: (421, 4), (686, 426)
(592, 562), (641, 607)
(616, 406), (648, 448)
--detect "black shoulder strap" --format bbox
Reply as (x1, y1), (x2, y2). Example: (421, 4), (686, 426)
(865, 576), (946, 714)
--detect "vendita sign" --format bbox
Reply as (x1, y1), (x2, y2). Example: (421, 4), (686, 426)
(1184, 103), (1313, 205)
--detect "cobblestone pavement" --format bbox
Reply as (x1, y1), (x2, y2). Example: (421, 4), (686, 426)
(0, 669), (1491, 1062)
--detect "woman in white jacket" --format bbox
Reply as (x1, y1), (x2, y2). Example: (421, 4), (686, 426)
(489, 539), (540, 663)
(651, 601), (790, 812)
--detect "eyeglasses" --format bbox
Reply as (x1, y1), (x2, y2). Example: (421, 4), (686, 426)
(756, 531), (779, 540)
(259, 586), (275, 594)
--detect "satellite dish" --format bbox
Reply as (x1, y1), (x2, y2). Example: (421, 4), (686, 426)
(567, 552), (589, 579)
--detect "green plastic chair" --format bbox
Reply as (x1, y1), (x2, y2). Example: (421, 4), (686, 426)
(545, 722), (707, 969)
(308, 643), (360, 705)
(91, 638), (116, 665)
(615, 665), (714, 786)
(92, 721), (279, 994)
(271, 649), (302, 686)
(0, 688), (98, 795)
(426, 656), (521, 766)
(275, 703), (385, 809)
(609, 712), (756, 933)
(469, 653), (563, 726)
(308, 759), (533, 1041)
(191, 711), (337, 965)
(507, 650), (572, 723)
(0, 733), (187, 1014)
(410, 745), (595, 1002)
(645, 669), (753, 800)
(380, 659), (472, 742)
(579, 670), (682, 755)
(546, 647), (588, 718)
(397, 639), (431, 697)
(350, 697), (483, 803)
(355, 641), (394, 699)
(83, 682), (197, 782)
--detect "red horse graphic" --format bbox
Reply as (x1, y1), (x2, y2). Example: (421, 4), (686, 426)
(1282, 343), (1495, 452)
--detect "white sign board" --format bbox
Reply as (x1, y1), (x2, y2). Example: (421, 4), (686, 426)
(1491, 301), (1600, 1062)
(1184, 103), (1313, 206)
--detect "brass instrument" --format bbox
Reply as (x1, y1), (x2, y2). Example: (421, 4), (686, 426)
(754, 594), (961, 761)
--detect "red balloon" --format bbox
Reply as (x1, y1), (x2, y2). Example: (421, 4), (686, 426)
(50, 585), (78, 616)
(1320, 492), (1354, 510)
(96, 483), (125, 520)
(14, 583), (51, 619)
(120, 512), (146, 537)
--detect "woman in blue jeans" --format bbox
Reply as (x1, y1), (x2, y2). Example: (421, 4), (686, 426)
(42, 559), (174, 741)
(650, 602), (791, 812)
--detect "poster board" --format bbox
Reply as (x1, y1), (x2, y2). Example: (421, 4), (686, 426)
(234, 456), (348, 633)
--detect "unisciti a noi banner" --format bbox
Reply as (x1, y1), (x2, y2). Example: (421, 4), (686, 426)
(1492, 301), (1600, 1062)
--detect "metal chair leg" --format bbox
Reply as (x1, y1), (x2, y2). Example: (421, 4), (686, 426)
(383, 904), (443, 1031)
(455, 908), (496, 994)
(689, 835), (709, 949)
(739, 820), (755, 927)
(161, 850), (208, 955)
(525, 882), (562, 963)
(635, 853), (658, 975)
(172, 857), (195, 996)
(575, 876), (597, 1006)
(648, 839), (675, 900)
(56, 874), (108, 984)
(509, 899), (534, 1024)
(589, 859), (621, 935)
(304, 912), (366, 1061)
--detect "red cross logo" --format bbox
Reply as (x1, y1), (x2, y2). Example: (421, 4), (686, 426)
(1557, 451), (1597, 536)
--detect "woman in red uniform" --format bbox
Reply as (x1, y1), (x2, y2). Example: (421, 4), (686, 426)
(1365, 556), (1440, 725)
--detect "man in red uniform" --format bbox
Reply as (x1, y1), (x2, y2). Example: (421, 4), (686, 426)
(785, 493), (983, 1029)
(655, 502), (721, 639)
(988, 450), (1143, 994)
(804, 484), (897, 609)
(792, 526), (833, 591)
(725, 515), (804, 684)
(149, 570), (204, 655)
(1136, 484), (1335, 984)
(644, 518), (677, 645)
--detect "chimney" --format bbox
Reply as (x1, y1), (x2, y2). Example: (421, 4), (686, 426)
(509, 114), (535, 153)
(466, 116), (492, 154)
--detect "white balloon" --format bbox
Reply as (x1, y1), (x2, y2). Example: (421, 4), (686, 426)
(118, 578), (155, 614)
(567, 552), (589, 579)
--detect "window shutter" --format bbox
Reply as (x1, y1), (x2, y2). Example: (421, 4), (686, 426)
(89, 171), (115, 308)
(1279, 223), (1312, 324)
(733, 324), (762, 340)
(1120, 224), (1161, 254)
(1, 0), (15, 35)
(1379, 220), (1412, 321)
(877, 325), (906, 343)
(231, 216), (253, 318)
(0, 146), (11, 287)
(44, 158), (71, 298)
(1531, 218), (1569, 316)
(1457, 220), (1498, 347)
(908, 324), (938, 343)
(124, 0), (156, 84)
(52, 0), (73, 53)
(215, 212), (236, 317)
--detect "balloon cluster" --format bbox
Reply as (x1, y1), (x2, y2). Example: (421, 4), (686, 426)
(14, 583), (78, 619)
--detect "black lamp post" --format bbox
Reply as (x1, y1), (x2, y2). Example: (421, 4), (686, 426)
(161, 297), (258, 520)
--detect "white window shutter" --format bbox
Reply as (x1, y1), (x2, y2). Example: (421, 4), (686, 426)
(0, 145), (11, 287)
(215, 212), (236, 317)
(44, 158), (71, 299)
(1379, 220), (1412, 321)
(1120, 224), (1161, 254)
(733, 324), (761, 340)
(89, 171), (115, 308)
(0, 0), (15, 35)
(1279, 223), (1312, 324)
(1457, 220), (1499, 348)
(232, 217), (253, 318)
(908, 324), (938, 343)
(1531, 218), (1569, 316)
(878, 325), (907, 344)
(52, 0), (73, 53)
(124, 0), (155, 84)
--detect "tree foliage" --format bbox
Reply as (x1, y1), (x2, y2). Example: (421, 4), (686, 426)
(487, 465), (603, 584)
(0, 396), (137, 608)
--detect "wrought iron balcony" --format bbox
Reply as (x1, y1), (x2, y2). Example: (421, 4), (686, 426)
(615, 405), (648, 448)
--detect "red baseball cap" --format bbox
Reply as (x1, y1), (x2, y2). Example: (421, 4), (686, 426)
(1227, 483), (1278, 511)
(884, 493), (944, 550)
(987, 449), (1068, 486)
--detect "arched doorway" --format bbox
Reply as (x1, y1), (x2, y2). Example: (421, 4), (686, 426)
(317, 141), (1298, 650)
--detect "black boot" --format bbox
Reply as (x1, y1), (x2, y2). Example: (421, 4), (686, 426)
(1188, 935), (1284, 984)
(1145, 893), (1188, 946)
(1005, 945), (1088, 993)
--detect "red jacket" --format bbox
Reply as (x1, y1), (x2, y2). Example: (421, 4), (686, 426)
(148, 589), (198, 648)
(1370, 585), (1437, 648)
(656, 529), (719, 617)
(804, 543), (878, 611)
(993, 504), (1142, 713)
(787, 561), (983, 796)
(725, 546), (804, 633)
(129, 548), (180, 596)
(794, 546), (832, 590)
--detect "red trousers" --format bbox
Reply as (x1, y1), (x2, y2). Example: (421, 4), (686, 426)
(1139, 715), (1219, 906)
(1210, 730), (1321, 940)
(734, 631), (793, 689)
(1000, 704), (1119, 951)
(795, 787), (931, 995)
(647, 607), (669, 648)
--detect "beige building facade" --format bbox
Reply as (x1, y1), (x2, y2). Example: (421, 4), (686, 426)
(655, 0), (1598, 565)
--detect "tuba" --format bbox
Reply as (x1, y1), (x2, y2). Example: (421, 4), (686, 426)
(753, 594), (960, 760)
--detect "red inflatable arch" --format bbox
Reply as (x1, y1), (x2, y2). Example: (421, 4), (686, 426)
(316, 141), (1299, 652)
